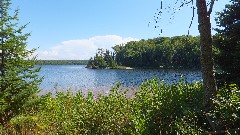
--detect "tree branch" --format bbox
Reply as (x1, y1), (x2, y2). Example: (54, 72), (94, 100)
(188, 0), (194, 36)
(208, 0), (215, 15)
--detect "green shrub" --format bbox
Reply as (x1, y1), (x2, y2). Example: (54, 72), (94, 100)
(3, 79), (240, 134)
(18, 86), (134, 134)
(212, 84), (240, 131)
(131, 78), (204, 134)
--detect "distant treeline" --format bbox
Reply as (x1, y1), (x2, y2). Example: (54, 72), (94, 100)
(88, 35), (201, 69)
(36, 60), (88, 65)
(113, 35), (201, 69)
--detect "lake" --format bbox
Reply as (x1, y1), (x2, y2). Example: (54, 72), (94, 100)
(38, 65), (202, 95)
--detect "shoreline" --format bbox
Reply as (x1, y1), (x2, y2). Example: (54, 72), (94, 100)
(38, 86), (139, 98)
(85, 65), (202, 70)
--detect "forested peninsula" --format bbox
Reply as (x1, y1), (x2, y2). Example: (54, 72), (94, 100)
(87, 35), (201, 69)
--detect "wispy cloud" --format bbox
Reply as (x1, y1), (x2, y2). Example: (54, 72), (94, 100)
(36, 35), (139, 60)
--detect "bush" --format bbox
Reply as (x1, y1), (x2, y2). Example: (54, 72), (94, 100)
(212, 84), (240, 131)
(2, 79), (240, 134)
(11, 86), (133, 134)
(131, 78), (204, 134)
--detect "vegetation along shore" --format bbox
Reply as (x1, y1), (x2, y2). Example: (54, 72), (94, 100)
(1, 0), (240, 134)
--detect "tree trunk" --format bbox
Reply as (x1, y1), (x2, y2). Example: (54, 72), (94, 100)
(196, 0), (217, 112)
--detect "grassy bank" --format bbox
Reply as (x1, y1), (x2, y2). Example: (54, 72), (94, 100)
(1, 79), (240, 134)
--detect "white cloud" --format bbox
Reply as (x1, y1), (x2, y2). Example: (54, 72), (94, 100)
(36, 35), (139, 60)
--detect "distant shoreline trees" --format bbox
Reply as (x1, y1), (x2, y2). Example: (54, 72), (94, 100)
(87, 35), (201, 69)
(114, 35), (201, 69)
(36, 60), (88, 65)
(86, 48), (117, 69)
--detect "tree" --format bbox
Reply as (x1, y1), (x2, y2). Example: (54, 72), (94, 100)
(214, 0), (240, 85)
(153, 0), (218, 129)
(87, 48), (117, 69)
(0, 0), (41, 125)
(196, 0), (217, 113)
(112, 36), (201, 69)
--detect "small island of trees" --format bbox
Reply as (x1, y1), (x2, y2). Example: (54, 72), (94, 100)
(86, 48), (117, 69)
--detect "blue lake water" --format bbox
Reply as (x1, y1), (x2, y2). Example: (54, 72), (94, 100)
(38, 65), (202, 95)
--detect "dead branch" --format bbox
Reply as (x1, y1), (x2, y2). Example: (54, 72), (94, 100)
(208, 0), (215, 15)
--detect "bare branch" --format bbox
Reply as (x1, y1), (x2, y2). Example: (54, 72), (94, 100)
(171, 0), (192, 19)
(153, 0), (196, 35)
(179, 0), (192, 8)
(188, 0), (195, 36)
(208, 0), (215, 15)
(206, 113), (216, 131)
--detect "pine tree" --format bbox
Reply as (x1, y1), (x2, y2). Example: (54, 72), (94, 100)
(0, 0), (41, 125)
(214, 0), (240, 85)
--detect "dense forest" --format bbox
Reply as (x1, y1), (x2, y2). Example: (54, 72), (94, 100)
(88, 35), (201, 69)
(113, 35), (201, 69)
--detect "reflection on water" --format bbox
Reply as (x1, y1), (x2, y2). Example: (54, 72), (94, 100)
(38, 65), (202, 95)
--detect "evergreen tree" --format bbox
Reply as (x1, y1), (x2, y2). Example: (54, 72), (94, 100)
(214, 0), (240, 85)
(0, 0), (41, 125)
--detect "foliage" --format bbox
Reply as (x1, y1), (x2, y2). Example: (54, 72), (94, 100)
(213, 0), (240, 85)
(212, 84), (240, 131)
(132, 79), (204, 134)
(36, 60), (89, 65)
(0, 0), (41, 125)
(87, 48), (117, 69)
(6, 86), (134, 134)
(113, 35), (201, 69)
(0, 79), (240, 134)
(87, 36), (201, 69)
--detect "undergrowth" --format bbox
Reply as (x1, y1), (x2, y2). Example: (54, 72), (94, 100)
(1, 79), (239, 134)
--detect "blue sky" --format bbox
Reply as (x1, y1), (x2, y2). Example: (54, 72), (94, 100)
(12, 0), (229, 60)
